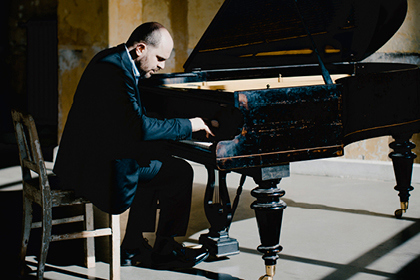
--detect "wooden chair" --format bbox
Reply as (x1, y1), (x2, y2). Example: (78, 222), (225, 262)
(11, 109), (121, 280)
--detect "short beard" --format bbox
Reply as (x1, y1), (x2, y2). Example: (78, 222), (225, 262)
(139, 71), (147, 79)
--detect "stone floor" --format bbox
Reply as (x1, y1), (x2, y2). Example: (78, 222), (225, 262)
(1, 161), (419, 280)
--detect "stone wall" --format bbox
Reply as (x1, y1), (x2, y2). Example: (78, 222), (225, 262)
(57, 0), (109, 138)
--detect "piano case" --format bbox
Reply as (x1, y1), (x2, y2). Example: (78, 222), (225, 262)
(139, 0), (420, 273)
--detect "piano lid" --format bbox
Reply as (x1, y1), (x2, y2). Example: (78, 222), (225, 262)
(184, 0), (407, 72)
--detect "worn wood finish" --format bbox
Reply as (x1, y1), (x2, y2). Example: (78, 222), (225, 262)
(215, 83), (343, 170)
(84, 203), (95, 268)
(12, 109), (121, 280)
(50, 228), (113, 241)
(31, 215), (85, 228)
(110, 214), (121, 280)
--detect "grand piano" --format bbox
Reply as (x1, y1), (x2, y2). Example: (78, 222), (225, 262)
(139, 0), (420, 279)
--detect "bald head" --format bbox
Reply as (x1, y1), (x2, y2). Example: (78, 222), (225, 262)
(126, 22), (171, 49)
(156, 28), (174, 55)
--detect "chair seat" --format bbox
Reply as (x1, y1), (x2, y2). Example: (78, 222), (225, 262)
(26, 175), (90, 207)
(50, 189), (90, 207)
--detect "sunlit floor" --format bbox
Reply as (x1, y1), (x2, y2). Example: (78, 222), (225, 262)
(2, 161), (420, 280)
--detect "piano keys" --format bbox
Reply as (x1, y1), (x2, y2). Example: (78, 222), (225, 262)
(139, 0), (419, 279)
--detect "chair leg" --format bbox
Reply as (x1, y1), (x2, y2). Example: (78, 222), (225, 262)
(84, 203), (96, 268)
(19, 196), (33, 276)
(109, 214), (121, 280)
(37, 206), (52, 280)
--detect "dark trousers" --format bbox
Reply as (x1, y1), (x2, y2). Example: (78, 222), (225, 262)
(122, 156), (193, 246)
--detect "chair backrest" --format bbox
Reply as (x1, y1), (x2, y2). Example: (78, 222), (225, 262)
(11, 109), (52, 206)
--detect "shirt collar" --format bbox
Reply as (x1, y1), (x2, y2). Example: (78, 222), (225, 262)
(125, 45), (140, 79)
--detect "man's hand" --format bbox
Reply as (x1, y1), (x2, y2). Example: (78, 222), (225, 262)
(189, 117), (214, 138)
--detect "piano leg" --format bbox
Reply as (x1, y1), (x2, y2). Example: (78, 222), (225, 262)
(251, 178), (287, 280)
(389, 133), (417, 219)
(199, 166), (240, 257)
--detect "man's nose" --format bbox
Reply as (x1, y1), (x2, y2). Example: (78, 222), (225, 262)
(158, 61), (165, 70)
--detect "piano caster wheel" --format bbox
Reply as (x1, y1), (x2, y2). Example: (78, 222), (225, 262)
(394, 209), (403, 219)
(394, 202), (408, 219)
(259, 276), (273, 280)
(258, 265), (275, 280)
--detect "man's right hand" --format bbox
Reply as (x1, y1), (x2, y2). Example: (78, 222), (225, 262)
(189, 117), (214, 138)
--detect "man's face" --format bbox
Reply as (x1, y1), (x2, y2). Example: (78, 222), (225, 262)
(135, 30), (173, 79)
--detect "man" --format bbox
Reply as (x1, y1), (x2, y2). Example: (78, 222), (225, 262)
(53, 22), (212, 269)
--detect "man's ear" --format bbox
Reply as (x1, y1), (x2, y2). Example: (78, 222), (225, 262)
(136, 43), (146, 57)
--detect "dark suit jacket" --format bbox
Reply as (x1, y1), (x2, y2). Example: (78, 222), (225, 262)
(53, 44), (192, 214)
